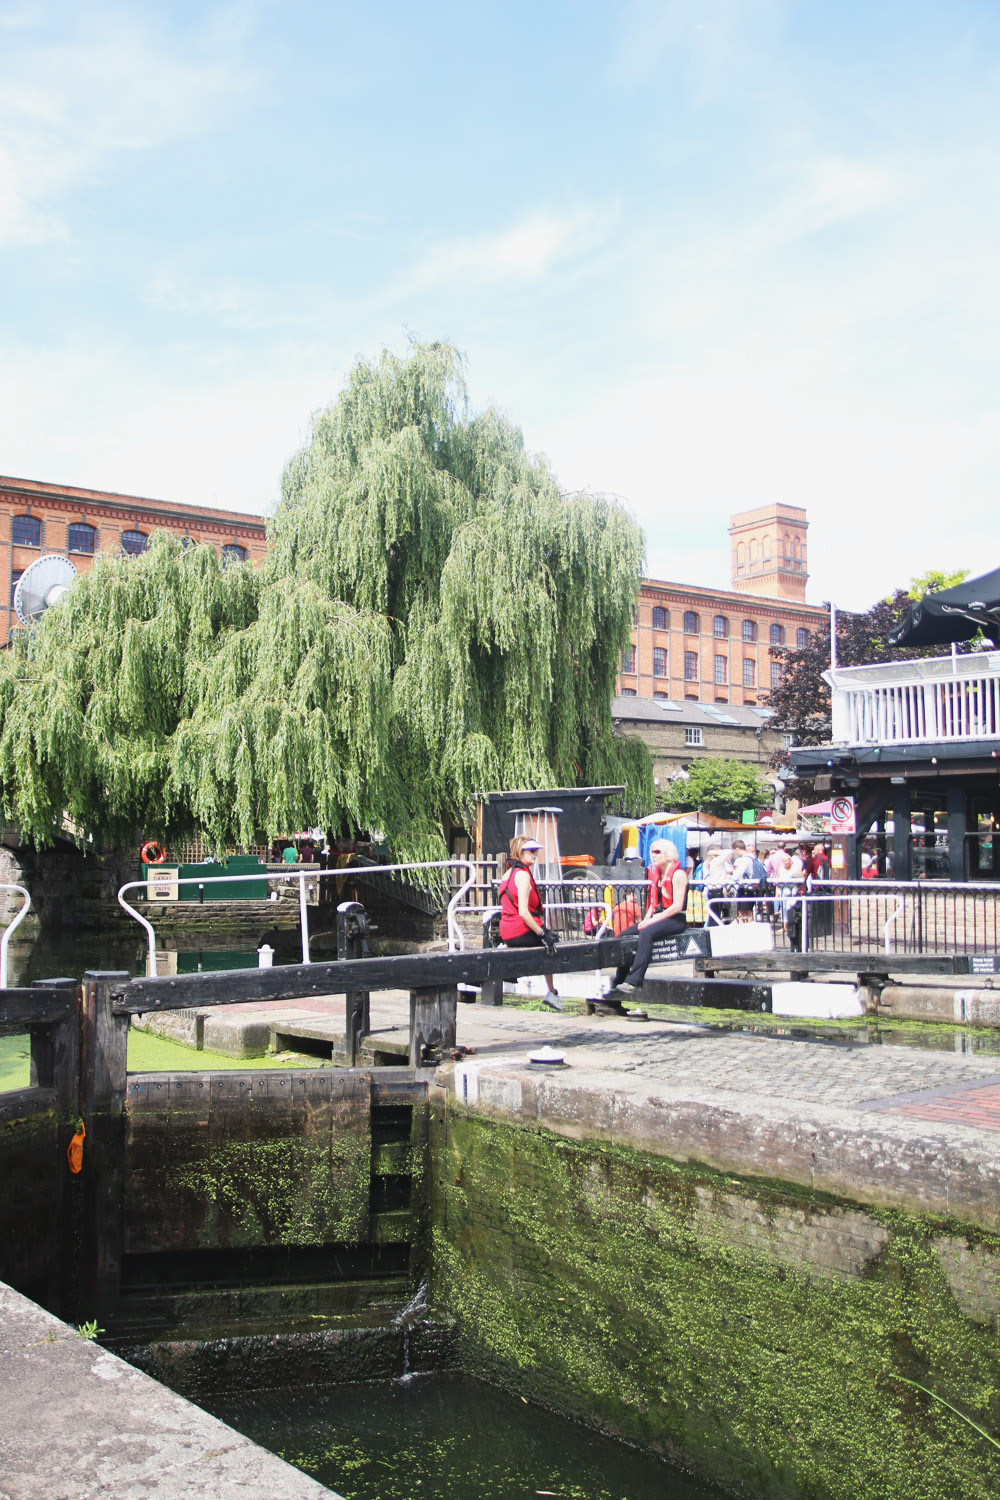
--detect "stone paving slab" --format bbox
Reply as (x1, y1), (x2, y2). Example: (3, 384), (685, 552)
(0, 1282), (338, 1500)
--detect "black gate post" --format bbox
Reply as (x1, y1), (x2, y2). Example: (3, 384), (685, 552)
(32, 977), (79, 1319)
(409, 987), (458, 1067)
(78, 970), (130, 1327)
(337, 902), (371, 1065)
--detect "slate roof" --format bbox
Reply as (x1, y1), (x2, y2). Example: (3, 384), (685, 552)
(612, 695), (777, 731)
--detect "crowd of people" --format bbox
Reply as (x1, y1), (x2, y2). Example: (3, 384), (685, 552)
(690, 839), (831, 947)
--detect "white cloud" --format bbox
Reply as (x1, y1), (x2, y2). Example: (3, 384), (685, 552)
(0, 6), (255, 246)
(404, 207), (611, 292)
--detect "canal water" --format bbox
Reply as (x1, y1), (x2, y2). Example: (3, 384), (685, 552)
(205, 1372), (723, 1500)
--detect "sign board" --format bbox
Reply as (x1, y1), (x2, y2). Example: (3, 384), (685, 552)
(968, 955), (1000, 974)
(651, 930), (711, 964)
(147, 866), (179, 901)
(830, 796), (856, 835)
(741, 810), (756, 825)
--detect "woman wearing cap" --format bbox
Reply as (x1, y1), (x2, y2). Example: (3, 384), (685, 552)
(611, 837), (688, 994)
(497, 836), (561, 1010)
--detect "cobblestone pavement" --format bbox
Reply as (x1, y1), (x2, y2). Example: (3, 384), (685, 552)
(184, 982), (1000, 1132)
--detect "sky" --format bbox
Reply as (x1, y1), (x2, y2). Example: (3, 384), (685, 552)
(2, 0), (999, 610)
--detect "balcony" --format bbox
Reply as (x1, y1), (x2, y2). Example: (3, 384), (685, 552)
(827, 648), (1000, 748)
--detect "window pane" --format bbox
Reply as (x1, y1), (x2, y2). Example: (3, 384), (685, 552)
(12, 515), (40, 547)
(713, 615), (728, 638)
(121, 530), (148, 556)
(683, 611), (698, 634)
(714, 656), (727, 685)
(651, 606), (667, 630)
(684, 727), (703, 746)
(621, 646), (635, 673)
(796, 628), (809, 648)
(742, 619), (756, 642)
(68, 522), (96, 554)
(769, 623), (784, 645)
(684, 651), (698, 681)
(743, 659), (756, 687)
(652, 647), (667, 677)
(221, 543), (247, 565)
(620, 687), (637, 696)
(10, 569), (23, 608)
(771, 662), (782, 688)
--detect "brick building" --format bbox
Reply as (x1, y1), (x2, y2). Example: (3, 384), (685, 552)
(1, 475), (268, 646)
(617, 504), (827, 707)
(612, 695), (790, 793)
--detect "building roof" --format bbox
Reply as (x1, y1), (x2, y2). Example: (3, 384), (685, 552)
(640, 575), (826, 616)
(612, 695), (779, 731)
(0, 474), (267, 530)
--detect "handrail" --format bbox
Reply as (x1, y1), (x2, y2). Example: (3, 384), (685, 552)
(119, 860), (476, 978)
(0, 884), (31, 989)
(705, 888), (906, 952)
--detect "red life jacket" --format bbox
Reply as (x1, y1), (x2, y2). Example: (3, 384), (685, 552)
(498, 861), (544, 941)
(647, 859), (682, 916)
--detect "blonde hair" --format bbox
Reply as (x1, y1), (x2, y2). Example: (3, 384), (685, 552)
(509, 835), (539, 864)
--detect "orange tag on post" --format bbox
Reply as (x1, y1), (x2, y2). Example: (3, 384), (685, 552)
(67, 1123), (86, 1174)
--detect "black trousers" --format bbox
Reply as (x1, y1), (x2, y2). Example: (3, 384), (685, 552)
(615, 913), (687, 987)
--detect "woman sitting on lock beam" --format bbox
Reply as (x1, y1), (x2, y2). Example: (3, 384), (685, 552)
(610, 838), (689, 996)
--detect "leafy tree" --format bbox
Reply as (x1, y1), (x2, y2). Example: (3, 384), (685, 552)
(660, 758), (771, 820)
(0, 342), (654, 856)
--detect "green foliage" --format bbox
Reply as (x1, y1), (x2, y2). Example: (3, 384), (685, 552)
(0, 342), (652, 855)
(659, 757), (770, 819)
(904, 567), (969, 601)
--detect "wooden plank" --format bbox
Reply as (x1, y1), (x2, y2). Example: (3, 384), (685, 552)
(113, 936), (634, 1014)
(694, 951), (983, 976)
(78, 971), (130, 1325)
(0, 989), (75, 1026)
(409, 987), (458, 1066)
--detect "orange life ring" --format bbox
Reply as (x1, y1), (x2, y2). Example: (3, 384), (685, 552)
(141, 840), (166, 865)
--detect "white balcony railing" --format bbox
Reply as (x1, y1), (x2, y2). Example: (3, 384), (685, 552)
(826, 649), (1000, 747)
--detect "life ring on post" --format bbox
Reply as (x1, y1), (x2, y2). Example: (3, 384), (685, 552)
(140, 840), (166, 866)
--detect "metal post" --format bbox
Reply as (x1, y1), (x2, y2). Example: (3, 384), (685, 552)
(34, 978), (80, 1319)
(299, 872), (311, 964)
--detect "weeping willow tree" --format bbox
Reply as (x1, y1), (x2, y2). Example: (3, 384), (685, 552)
(0, 342), (653, 857)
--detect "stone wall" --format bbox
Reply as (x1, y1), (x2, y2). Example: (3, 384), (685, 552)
(429, 1104), (1000, 1500)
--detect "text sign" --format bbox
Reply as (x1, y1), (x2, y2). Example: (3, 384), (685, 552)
(968, 955), (1000, 974)
(830, 796), (856, 835)
(651, 930), (711, 964)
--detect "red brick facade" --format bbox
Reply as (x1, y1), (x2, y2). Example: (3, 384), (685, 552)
(618, 506), (826, 705)
(1, 475), (267, 645)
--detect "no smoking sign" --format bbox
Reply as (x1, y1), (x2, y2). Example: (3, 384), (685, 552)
(830, 796), (856, 834)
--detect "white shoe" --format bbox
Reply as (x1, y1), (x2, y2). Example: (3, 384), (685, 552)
(542, 991), (563, 1011)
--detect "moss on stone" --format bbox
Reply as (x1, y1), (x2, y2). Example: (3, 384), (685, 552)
(430, 1106), (1000, 1500)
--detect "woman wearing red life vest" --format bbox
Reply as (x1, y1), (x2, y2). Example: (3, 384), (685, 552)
(611, 837), (688, 994)
(497, 835), (561, 1010)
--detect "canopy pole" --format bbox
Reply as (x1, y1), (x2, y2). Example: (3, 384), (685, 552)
(830, 600), (838, 671)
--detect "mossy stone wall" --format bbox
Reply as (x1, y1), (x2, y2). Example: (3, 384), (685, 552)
(430, 1104), (1000, 1500)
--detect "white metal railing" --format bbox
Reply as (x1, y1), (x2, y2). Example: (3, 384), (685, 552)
(0, 884), (32, 989)
(827, 648), (1000, 746)
(704, 888), (905, 948)
(118, 861), (475, 978)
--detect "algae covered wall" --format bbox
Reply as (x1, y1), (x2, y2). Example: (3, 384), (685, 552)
(429, 1102), (1000, 1500)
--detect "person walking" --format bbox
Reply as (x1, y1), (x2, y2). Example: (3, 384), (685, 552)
(497, 836), (561, 1010)
(611, 838), (688, 995)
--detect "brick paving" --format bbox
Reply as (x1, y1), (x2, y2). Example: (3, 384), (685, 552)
(191, 984), (1000, 1142)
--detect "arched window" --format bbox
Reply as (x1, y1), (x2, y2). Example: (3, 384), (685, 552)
(652, 648), (668, 677)
(796, 628), (809, 648)
(713, 615), (728, 638)
(769, 623), (785, 646)
(121, 530), (149, 556)
(68, 522), (96, 554)
(651, 605), (668, 630)
(742, 619), (757, 643)
(683, 610), (699, 634)
(221, 543), (248, 565)
(621, 645), (635, 674)
(12, 514), (41, 547)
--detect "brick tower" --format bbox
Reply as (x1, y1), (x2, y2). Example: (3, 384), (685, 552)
(729, 504), (808, 601)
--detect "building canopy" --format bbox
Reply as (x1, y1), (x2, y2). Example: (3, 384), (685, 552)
(888, 567), (1000, 649)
